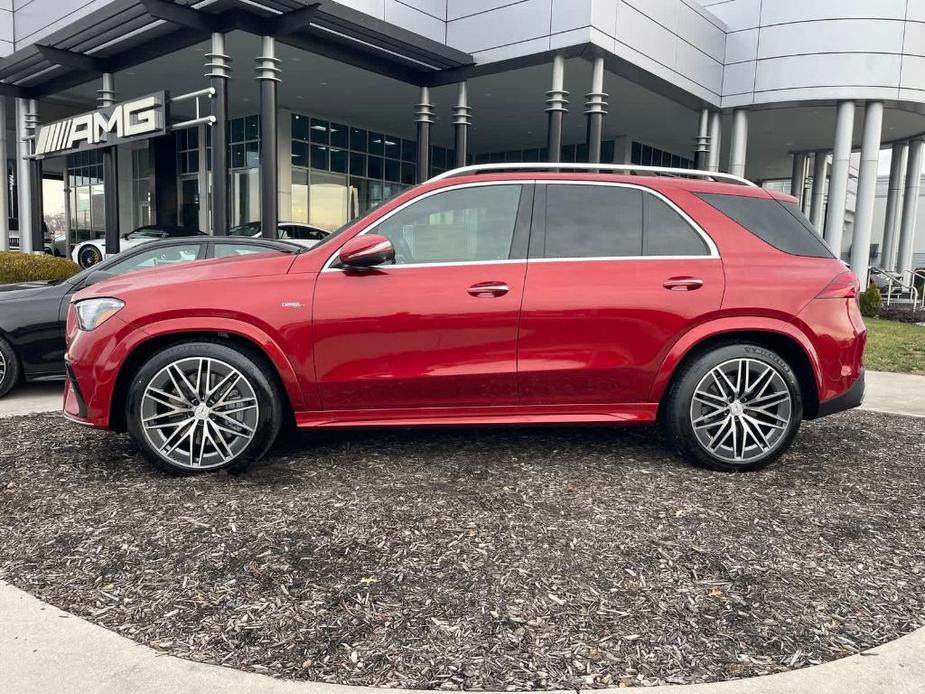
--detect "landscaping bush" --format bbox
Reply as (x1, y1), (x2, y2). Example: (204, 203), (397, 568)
(859, 283), (882, 318)
(0, 251), (80, 284)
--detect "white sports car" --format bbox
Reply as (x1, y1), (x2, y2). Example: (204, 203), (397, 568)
(72, 225), (206, 268)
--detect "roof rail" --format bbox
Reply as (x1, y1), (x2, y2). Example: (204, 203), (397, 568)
(428, 162), (758, 187)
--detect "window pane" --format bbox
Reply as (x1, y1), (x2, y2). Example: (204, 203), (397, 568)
(350, 127), (368, 152)
(385, 158), (401, 183)
(367, 155), (383, 180)
(214, 244), (273, 258)
(330, 148), (348, 174)
(245, 141), (259, 168)
(291, 114), (309, 142)
(350, 152), (366, 177)
(310, 119), (329, 144)
(244, 115), (259, 140)
(544, 185), (643, 258)
(383, 135), (400, 160)
(643, 194), (709, 256)
(697, 193), (834, 258)
(311, 144), (329, 170)
(309, 170), (349, 231)
(375, 184), (522, 265)
(401, 139), (416, 161)
(292, 168), (309, 223)
(107, 243), (201, 274)
(368, 132), (385, 156)
(400, 162), (416, 185)
(231, 143), (245, 169)
(292, 141), (309, 168)
(330, 123), (348, 149)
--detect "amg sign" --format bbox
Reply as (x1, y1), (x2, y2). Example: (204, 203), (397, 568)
(34, 91), (167, 157)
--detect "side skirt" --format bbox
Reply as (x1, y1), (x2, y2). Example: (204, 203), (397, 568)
(295, 403), (658, 429)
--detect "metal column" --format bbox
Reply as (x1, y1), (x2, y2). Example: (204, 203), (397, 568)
(824, 101), (856, 259)
(584, 55), (607, 165)
(694, 108), (709, 170)
(452, 81), (471, 169)
(206, 32), (231, 236)
(790, 152), (807, 208)
(0, 97), (8, 251)
(256, 36), (280, 238)
(25, 100), (43, 253)
(849, 101), (884, 284)
(896, 139), (924, 276)
(728, 109), (748, 178)
(15, 98), (32, 253)
(809, 151), (828, 235)
(546, 54), (567, 164)
(707, 111), (721, 172)
(880, 142), (907, 271)
(98, 73), (120, 256)
(415, 86), (434, 182)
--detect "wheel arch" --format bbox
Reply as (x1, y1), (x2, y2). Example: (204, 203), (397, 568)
(651, 322), (821, 420)
(109, 324), (304, 431)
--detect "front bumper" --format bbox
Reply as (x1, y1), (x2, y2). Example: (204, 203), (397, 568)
(816, 369), (865, 418)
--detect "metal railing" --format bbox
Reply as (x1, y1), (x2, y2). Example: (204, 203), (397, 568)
(870, 267), (919, 312)
(428, 162), (758, 187)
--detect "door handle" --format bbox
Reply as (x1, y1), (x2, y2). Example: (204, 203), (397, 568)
(663, 277), (704, 291)
(468, 281), (510, 297)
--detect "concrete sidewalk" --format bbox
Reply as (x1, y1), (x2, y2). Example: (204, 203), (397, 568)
(0, 382), (61, 419)
(1, 581), (924, 694)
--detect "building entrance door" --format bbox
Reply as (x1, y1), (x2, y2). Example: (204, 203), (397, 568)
(179, 177), (200, 231)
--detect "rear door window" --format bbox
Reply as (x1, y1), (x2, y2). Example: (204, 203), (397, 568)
(697, 192), (834, 258)
(544, 185), (643, 258)
(643, 194), (710, 256)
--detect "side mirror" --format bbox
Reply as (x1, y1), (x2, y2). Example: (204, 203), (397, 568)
(338, 234), (395, 268)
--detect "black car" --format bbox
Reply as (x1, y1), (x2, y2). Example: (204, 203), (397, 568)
(71, 224), (208, 268)
(0, 236), (303, 398)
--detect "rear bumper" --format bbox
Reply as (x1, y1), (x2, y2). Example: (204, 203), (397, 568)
(816, 369), (865, 418)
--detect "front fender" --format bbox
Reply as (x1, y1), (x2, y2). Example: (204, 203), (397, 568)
(647, 317), (821, 403)
(130, 316), (309, 411)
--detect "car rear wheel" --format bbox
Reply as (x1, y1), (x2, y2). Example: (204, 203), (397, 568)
(663, 344), (803, 472)
(126, 342), (283, 474)
(0, 336), (21, 399)
(77, 245), (103, 268)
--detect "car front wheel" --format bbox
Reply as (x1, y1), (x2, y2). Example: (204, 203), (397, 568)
(76, 245), (103, 268)
(663, 343), (803, 472)
(126, 342), (283, 474)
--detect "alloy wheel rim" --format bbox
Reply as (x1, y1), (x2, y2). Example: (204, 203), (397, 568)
(0, 349), (6, 385)
(80, 247), (101, 267)
(689, 358), (792, 464)
(140, 357), (260, 470)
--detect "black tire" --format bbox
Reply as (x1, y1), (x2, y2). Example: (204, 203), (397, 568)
(0, 336), (21, 399)
(77, 245), (103, 268)
(126, 341), (283, 474)
(662, 343), (803, 472)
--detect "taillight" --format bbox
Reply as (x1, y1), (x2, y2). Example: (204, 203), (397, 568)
(817, 271), (860, 299)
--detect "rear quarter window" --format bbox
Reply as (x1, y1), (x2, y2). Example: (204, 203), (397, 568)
(697, 192), (834, 258)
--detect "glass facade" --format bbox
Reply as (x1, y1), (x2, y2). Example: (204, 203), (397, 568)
(66, 149), (105, 245)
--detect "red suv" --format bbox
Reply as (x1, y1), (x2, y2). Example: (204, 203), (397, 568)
(63, 165), (866, 474)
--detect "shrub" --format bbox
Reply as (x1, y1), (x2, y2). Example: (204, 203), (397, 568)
(859, 283), (882, 318)
(0, 251), (80, 284)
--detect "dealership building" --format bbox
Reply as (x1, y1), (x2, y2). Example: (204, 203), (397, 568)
(0, 0), (924, 284)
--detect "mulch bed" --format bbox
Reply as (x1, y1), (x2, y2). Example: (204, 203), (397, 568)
(1, 411), (924, 690)
(878, 305), (923, 324)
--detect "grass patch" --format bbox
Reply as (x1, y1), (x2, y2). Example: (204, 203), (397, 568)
(864, 317), (925, 375)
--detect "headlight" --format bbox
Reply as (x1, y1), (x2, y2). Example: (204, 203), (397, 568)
(75, 298), (125, 331)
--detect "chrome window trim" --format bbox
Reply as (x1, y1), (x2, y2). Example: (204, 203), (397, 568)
(321, 179), (720, 272)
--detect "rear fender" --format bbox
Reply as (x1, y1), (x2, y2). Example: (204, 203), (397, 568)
(648, 317), (821, 403)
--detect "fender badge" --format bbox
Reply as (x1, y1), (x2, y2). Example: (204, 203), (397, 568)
(281, 301), (305, 309)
